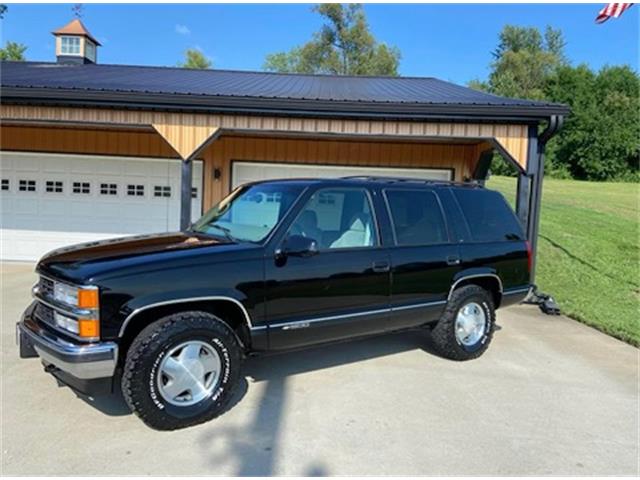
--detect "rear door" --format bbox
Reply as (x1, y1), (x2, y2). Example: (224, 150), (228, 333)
(384, 188), (461, 329)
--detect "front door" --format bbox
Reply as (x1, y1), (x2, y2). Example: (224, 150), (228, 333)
(265, 187), (391, 349)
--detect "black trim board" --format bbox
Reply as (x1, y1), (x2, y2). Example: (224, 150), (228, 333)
(1, 87), (570, 122)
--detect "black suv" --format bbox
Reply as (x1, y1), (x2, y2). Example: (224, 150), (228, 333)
(17, 176), (531, 430)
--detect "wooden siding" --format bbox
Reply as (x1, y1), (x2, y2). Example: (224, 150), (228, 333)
(1, 105), (529, 169)
(1, 125), (483, 211)
(0, 125), (179, 158)
(201, 136), (479, 209)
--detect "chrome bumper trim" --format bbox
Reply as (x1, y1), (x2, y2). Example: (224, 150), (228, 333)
(17, 315), (117, 380)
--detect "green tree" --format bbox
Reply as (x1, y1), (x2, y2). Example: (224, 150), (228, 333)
(264, 4), (400, 76)
(178, 48), (212, 69)
(0, 41), (27, 61)
(0, 4), (7, 19)
(545, 64), (639, 180)
(468, 25), (569, 176)
(488, 25), (567, 100)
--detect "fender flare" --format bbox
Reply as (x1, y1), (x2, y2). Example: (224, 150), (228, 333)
(447, 272), (503, 301)
(117, 295), (253, 338)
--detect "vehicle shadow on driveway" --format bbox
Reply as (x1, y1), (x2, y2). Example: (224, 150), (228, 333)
(74, 327), (448, 419)
(195, 328), (449, 476)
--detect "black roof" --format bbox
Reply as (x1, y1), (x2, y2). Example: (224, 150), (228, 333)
(0, 61), (569, 121)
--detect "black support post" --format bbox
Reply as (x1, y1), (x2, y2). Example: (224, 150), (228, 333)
(525, 117), (563, 283)
(180, 158), (193, 231)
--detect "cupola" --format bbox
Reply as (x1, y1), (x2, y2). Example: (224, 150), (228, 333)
(52, 19), (100, 64)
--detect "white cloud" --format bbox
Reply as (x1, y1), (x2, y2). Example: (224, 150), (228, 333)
(175, 24), (191, 35)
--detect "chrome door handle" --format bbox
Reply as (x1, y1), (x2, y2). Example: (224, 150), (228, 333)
(446, 256), (461, 266)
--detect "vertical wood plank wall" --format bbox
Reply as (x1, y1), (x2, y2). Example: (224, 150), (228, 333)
(1, 126), (482, 211)
(201, 136), (479, 209)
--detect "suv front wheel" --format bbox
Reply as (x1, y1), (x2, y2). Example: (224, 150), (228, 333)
(122, 311), (242, 430)
(431, 285), (496, 361)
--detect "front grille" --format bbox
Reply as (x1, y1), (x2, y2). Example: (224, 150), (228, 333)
(39, 276), (54, 297)
(34, 302), (56, 329)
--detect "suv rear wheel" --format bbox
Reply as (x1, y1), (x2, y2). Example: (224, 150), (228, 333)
(122, 311), (242, 430)
(431, 284), (495, 361)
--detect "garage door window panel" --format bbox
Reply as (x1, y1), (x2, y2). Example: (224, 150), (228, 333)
(288, 188), (377, 250)
(45, 181), (64, 193)
(72, 182), (90, 195)
(127, 184), (145, 197)
(19, 180), (36, 192)
(100, 183), (118, 196)
(385, 190), (449, 246)
(154, 186), (172, 198)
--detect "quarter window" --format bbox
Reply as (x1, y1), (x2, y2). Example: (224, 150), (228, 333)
(453, 189), (524, 242)
(385, 190), (448, 246)
(46, 181), (63, 193)
(289, 188), (376, 250)
(18, 180), (36, 192)
(127, 184), (144, 197)
(72, 182), (90, 194)
(154, 186), (171, 198)
(100, 183), (117, 195)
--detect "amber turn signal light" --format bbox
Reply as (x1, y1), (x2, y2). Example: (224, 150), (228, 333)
(78, 289), (99, 309)
(78, 318), (100, 338)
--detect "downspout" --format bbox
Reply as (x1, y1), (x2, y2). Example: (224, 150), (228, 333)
(528, 114), (564, 283)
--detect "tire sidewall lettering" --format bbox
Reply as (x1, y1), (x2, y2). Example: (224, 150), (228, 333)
(147, 334), (233, 413)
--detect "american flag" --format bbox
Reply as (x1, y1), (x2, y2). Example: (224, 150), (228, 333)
(595, 3), (634, 23)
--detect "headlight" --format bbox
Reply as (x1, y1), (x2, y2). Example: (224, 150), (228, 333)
(51, 281), (100, 339)
(54, 311), (79, 335)
(54, 282), (78, 306)
(53, 283), (99, 309)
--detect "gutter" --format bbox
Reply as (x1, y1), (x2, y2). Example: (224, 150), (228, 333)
(0, 87), (571, 123)
(528, 114), (565, 282)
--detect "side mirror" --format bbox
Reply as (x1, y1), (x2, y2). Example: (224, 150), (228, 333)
(280, 234), (319, 258)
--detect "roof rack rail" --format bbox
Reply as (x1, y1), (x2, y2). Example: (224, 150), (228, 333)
(340, 175), (479, 187)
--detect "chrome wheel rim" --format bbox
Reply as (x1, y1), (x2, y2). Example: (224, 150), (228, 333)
(157, 340), (221, 407)
(455, 302), (487, 346)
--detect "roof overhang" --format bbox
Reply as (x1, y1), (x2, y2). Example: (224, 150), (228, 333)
(0, 86), (570, 123)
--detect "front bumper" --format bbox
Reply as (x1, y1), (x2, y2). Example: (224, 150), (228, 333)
(17, 304), (118, 381)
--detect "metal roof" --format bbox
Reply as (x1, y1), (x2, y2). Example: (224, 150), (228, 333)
(0, 61), (569, 120)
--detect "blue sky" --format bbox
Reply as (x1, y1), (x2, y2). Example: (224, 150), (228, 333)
(1, 3), (638, 84)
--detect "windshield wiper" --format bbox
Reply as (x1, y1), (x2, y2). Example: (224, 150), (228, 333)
(207, 224), (239, 243)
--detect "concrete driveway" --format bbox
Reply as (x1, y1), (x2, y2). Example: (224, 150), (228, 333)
(1, 262), (638, 475)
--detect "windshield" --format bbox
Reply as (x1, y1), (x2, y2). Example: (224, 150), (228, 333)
(192, 183), (305, 243)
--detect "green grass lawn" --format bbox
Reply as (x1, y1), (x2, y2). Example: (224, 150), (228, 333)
(486, 175), (639, 346)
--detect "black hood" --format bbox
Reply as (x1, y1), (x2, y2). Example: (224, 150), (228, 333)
(37, 231), (259, 284)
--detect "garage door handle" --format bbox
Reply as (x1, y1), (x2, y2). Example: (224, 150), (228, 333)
(372, 261), (390, 273)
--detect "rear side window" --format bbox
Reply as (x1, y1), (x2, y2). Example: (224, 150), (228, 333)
(385, 190), (448, 246)
(453, 189), (524, 242)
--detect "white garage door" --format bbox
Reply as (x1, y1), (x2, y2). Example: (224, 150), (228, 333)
(231, 161), (453, 189)
(0, 151), (203, 261)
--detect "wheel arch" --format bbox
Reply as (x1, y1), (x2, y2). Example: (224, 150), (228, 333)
(117, 297), (253, 360)
(448, 272), (503, 308)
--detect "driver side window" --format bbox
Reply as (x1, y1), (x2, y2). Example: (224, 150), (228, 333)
(288, 188), (376, 250)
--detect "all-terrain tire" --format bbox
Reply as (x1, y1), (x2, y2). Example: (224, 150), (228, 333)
(431, 285), (495, 361)
(121, 311), (242, 430)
